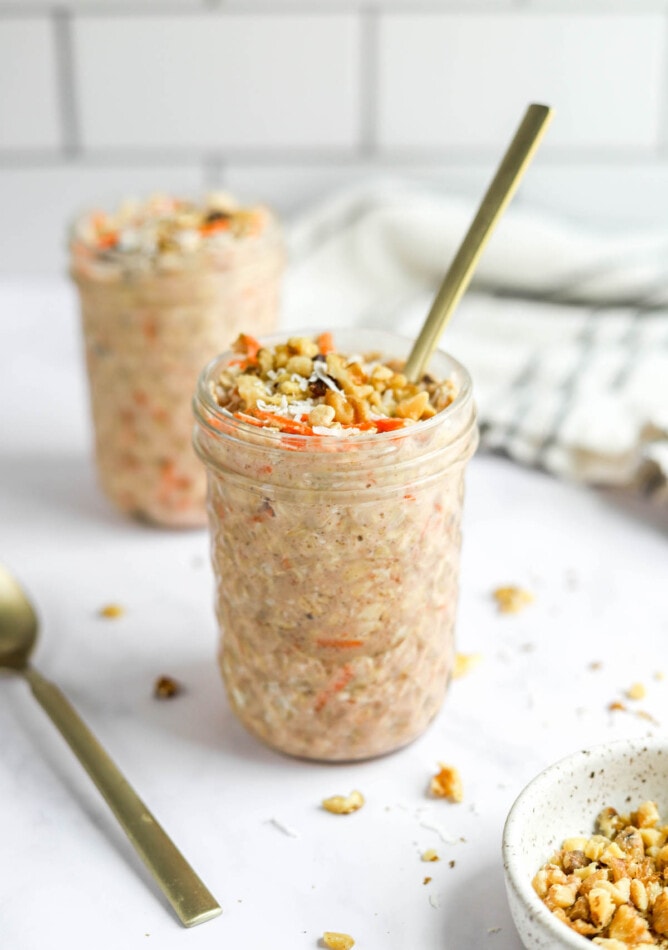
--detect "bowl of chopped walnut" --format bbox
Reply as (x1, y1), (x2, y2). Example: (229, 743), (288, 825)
(502, 736), (668, 949)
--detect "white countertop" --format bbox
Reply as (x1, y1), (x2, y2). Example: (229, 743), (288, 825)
(1, 278), (666, 950)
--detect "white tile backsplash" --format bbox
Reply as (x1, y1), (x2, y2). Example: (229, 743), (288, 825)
(1, 3), (668, 274)
(378, 13), (665, 151)
(74, 14), (361, 150)
(0, 18), (61, 150)
(0, 163), (205, 274)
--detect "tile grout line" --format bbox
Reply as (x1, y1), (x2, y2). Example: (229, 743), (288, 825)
(52, 6), (80, 157)
(2, 3), (668, 17)
(655, 11), (668, 158)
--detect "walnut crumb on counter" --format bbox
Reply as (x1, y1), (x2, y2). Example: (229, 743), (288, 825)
(430, 764), (463, 803)
(154, 675), (181, 699)
(422, 849), (440, 862)
(492, 586), (533, 614)
(99, 603), (125, 619)
(453, 652), (482, 678)
(626, 682), (646, 701)
(321, 790), (365, 815)
(322, 932), (355, 949)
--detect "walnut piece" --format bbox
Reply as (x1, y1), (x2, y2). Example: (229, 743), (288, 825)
(322, 932), (355, 950)
(321, 790), (365, 815)
(430, 763), (463, 803)
(534, 800), (668, 946)
(154, 675), (182, 700)
(492, 586), (533, 614)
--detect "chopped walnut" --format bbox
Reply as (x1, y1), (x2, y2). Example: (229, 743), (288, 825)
(430, 763), (463, 803)
(453, 653), (482, 679)
(422, 849), (440, 862)
(492, 586), (533, 614)
(212, 333), (457, 437)
(534, 801), (668, 946)
(321, 790), (364, 815)
(322, 932), (355, 950)
(154, 675), (182, 699)
(626, 682), (646, 701)
(99, 603), (124, 619)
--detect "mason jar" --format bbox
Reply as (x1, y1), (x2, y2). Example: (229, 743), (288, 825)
(70, 201), (284, 528)
(193, 329), (478, 759)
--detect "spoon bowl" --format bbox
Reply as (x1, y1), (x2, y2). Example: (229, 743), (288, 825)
(0, 566), (38, 670)
(0, 563), (221, 927)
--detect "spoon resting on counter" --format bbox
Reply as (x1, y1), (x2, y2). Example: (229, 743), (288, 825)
(0, 563), (221, 928)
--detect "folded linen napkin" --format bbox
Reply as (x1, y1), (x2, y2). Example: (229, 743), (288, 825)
(281, 180), (668, 502)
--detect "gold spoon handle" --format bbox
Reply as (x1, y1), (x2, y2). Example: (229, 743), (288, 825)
(404, 102), (554, 383)
(24, 665), (221, 928)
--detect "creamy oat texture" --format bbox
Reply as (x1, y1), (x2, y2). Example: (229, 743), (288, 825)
(193, 330), (478, 760)
(70, 193), (283, 527)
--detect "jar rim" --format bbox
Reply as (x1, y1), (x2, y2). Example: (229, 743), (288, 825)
(193, 327), (474, 452)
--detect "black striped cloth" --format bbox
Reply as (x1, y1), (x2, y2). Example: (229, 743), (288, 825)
(282, 180), (668, 501)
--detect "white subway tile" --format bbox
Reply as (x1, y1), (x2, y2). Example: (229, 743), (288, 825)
(0, 18), (60, 150)
(74, 14), (360, 151)
(378, 13), (665, 151)
(0, 163), (205, 275)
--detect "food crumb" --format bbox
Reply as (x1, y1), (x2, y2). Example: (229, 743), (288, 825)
(492, 586), (533, 614)
(449, 860), (456, 869)
(453, 652), (482, 678)
(321, 790), (364, 815)
(626, 682), (646, 701)
(589, 661), (603, 672)
(422, 849), (440, 862)
(99, 603), (124, 619)
(322, 932), (354, 950)
(154, 675), (182, 699)
(430, 763), (463, 803)
(609, 700), (626, 712)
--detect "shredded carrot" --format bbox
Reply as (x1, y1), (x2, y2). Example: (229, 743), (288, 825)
(199, 219), (231, 237)
(374, 417), (407, 433)
(316, 331), (334, 355)
(314, 664), (355, 713)
(97, 231), (118, 249)
(249, 409), (314, 436)
(316, 639), (364, 649)
(236, 334), (262, 360)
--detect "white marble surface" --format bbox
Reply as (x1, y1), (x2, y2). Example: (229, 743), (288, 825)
(1, 278), (666, 950)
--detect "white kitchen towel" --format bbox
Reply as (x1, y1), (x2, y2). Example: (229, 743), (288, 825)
(281, 179), (668, 501)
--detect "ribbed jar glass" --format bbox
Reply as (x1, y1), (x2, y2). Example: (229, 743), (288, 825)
(193, 329), (478, 760)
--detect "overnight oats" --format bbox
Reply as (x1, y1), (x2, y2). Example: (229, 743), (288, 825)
(70, 193), (284, 527)
(193, 329), (478, 760)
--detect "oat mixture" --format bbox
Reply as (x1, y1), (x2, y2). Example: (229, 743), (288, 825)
(71, 193), (283, 527)
(533, 800), (668, 946)
(193, 329), (478, 760)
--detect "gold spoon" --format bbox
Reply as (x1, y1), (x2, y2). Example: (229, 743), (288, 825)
(404, 102), (554, 383)
(0, 564), (221, 928)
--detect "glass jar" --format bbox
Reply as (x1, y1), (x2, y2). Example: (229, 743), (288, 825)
(70, 207), (284, 528)
(193, 329), (478, 759)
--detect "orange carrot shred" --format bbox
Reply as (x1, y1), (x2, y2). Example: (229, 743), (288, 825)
(316, 331), (334, 355)
(316, 639), (364, 649)
(314, 664), (355, 713)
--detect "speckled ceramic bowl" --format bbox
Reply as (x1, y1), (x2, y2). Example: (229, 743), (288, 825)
(502, 736), (668, 949)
